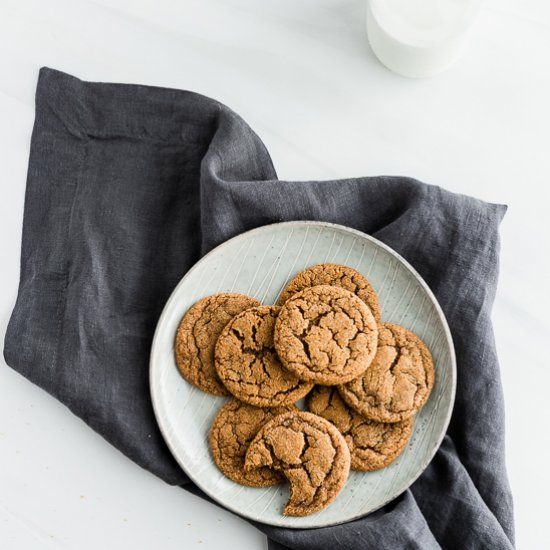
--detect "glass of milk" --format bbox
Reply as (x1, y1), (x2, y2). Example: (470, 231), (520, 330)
(367, 0), (482, 77)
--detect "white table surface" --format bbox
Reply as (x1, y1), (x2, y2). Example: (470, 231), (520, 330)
(1, 1), (549, 548)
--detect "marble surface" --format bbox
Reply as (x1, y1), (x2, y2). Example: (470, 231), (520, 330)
(1, 0), (549, 548)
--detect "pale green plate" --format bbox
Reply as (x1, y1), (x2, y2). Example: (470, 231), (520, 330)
(150, 221), (456, 528)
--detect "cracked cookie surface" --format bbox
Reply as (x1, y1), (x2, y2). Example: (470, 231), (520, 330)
(244, 411), (350, 516)
(274, 285), (378, 385)
(307, 386), (413, 471)
(338, 323), (435, 423)
(175, 293), (260, 395)
(215, 306), (313, 407)
(209, 399), (296, 487)
(277, 264), (381, 321)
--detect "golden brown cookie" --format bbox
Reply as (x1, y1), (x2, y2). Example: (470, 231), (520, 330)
(214, 306), (313, 407)
(338, 323), (435, 423)
(244, 411), (350, 516)
(175, 293), (260, 395)
(277, 264), (381, 321)
(274, 285), (379, 385)
(209, 399), (296, 487)
(307, 386), (413, 471)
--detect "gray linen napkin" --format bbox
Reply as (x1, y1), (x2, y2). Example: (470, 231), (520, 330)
(4, 68), (514, 549)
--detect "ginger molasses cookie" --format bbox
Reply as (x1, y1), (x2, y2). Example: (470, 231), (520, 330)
(338, 323), (435, 423)
(215, 306), (313, 407)
(274, 285), (378, 385)
(244, 411), (350, 516)
(175, 293), (260, 396)
(209, 399), (296, 487)
(277, 263), (381, 321)
(307, 386), (413, 471)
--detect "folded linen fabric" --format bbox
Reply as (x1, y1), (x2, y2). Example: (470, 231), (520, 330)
(4, 68), (514, 549)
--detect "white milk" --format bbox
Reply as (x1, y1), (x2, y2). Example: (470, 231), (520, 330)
(367, 0), (482, 77)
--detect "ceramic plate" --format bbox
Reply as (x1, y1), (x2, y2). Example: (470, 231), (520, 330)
(150, 221), (456, 528)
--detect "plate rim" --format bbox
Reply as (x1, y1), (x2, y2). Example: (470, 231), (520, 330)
(149, 220), (457, 528)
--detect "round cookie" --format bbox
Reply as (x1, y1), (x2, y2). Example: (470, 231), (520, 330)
(209, 399), (296, 487)
(244, 411), (351, 516)
(277, 263), (381, 321)
(338, 323), (435, 423)
(307, 386), (413, 471)
(175, 293), (260, 396)
(274, 285), (378, 385)
(215, 306), (313, 407)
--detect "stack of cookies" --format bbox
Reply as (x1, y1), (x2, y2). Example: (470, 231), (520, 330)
(175, 264), (435, 516)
